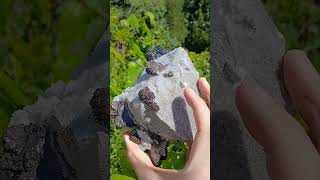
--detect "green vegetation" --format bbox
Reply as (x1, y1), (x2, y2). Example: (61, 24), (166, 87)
(183, 0), (210, 53)
(110, 0), (210, 179)
(262, 0), (320, 71)
(0, 0), (107, 135)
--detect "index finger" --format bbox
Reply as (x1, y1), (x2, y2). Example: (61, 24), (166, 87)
(183, 86), (210, 170)
(236, 80), (320, 179)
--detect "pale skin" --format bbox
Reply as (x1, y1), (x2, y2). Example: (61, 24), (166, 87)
(123, 77), (210, 180)
(124, 50), (320, 180)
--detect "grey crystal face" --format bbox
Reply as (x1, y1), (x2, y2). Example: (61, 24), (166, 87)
(112, 47), (199, 165)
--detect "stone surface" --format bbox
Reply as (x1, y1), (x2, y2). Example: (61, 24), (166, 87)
(211, 0), (293, 180)
(112, 47), (199, 165)
(0, 29), (109, 179)
(0, 124), (46, 179)
(112, 47), (198, 140)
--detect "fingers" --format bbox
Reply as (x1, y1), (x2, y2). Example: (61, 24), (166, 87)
(123, 133), (154, 172)
(183, 83), (210, 171)
(198, 77), (210, 107)
(283, 50), (320, 151)
(184, 86), (210, 134)
(123, 133), (179, 180)
(236, 80), (320, 180)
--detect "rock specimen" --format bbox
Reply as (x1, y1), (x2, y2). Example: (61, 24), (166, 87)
(0, 47), (108, 179)
(112, 47), (199, 165)
(211, 0), (293, 180)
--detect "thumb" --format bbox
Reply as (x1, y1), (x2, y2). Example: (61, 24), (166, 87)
(123, 133), (158, 179)
(123, 133), (154, 167)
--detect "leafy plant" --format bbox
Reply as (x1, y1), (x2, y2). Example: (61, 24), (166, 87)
(0, 0), (107, 135)
(262, 0), (320, 72)
(183, 0), (210, 53)
(166, 0), (188, 43)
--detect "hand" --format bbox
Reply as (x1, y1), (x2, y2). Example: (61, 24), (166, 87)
(123, 77), (210, 180)
(236, 50), (320, 180)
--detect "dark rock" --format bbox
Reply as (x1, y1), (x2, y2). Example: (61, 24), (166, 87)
(145, 46), (167, 61)
(111, 101), (135, 128)
(149, 139), (168, 166)
(0, 124), (45, 179)
(129, 127), (168, 165)
(90, 88), (108, 126)
(138, 87), (155, 103)
(163, 71), (174, 78)
(146, 62), (166, 75)
(138, 87), (160, 112)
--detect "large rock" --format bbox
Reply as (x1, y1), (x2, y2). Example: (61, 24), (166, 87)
(0, 29), (109, 179)
(111, 47), (199, 164)
(113, 47), (198, 141)
(211, 0), (293, 180)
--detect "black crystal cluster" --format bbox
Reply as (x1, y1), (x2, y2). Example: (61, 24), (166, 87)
(90, 88), (108, 127)
(145, 45), (167, 61)
(163, 71), (174, 77)
(0, 124), (45, 179)
(146, 62), (166, 75)
(138, 87), (160, 111)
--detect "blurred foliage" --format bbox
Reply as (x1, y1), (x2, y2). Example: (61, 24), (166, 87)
(166, 0), (188, 43)
(262, 0), (320, 72)
(110, 0), (210, 179)
(110, 174), (136, 180)
(183, 0), (210, 53)
(0, 0), (108, 135)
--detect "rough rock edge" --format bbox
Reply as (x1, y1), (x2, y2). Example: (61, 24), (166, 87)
(0, 63), (108, 180)
(111, 46), (171, 165)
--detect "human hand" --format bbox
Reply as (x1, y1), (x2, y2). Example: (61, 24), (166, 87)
(123, 77), (210, 180)
(236, 50), (320, 180)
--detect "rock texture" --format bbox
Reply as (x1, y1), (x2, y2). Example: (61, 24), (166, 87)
(211, 0), (293, 180)
(112, 47), (199, 165)
(0, 31), (109, 179)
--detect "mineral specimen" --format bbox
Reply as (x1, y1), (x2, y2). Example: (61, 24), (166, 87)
(112, 47), (199, 165)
